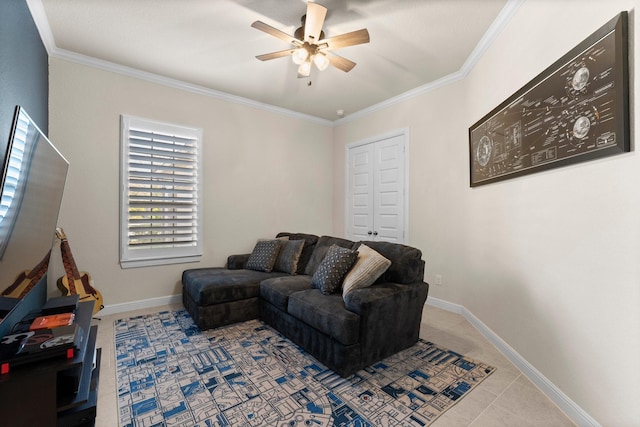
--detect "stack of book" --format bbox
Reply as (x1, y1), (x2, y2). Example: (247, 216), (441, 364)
(0, 295), (82, 372)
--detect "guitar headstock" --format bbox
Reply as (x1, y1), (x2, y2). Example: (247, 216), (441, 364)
(55, 227), (67, 240)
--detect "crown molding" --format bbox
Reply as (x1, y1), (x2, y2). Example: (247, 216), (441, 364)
(53, 48), (334, 127)
(334, 70), (466, 125)
(459, 0), (525, 77)
(25, 0), (333, 128)
(336, 0), (525, 125)
(27, 0), (523, 127)
(26, 0), (55, 52)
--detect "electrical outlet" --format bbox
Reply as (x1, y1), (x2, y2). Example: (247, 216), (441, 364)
(435, 274), (443, 285)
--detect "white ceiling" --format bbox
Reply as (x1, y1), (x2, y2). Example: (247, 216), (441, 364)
(32, 0), (514, 122)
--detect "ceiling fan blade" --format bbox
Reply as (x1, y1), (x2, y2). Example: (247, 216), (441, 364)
(256, 49), (297, 61)
(304, 2), (327, 42)
(251, 20), (302, 46)
(327, 53), (356, 72)
(320, 28), (370, 51)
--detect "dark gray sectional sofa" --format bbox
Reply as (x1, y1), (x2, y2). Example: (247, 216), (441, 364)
(182, 232), (429, 377)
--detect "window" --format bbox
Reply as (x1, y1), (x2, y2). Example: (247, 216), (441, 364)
(120, 115), (202, 268)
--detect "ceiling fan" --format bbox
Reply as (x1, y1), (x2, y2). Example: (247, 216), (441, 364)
(251, 2), (370, 78)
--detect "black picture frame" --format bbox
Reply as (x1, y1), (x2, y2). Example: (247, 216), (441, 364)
(469, 12), (629, 187)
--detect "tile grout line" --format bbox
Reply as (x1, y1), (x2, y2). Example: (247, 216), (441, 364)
(468, 373), (522, 426)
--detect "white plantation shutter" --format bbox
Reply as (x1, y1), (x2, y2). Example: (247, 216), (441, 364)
(0, 112), (30, 254)
(120, 116), (202, 268)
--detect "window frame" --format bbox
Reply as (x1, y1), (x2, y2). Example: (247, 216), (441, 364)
(119, 115), (203, 268)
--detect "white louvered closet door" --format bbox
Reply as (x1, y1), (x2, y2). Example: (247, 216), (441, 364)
(347, 133), (406, 243)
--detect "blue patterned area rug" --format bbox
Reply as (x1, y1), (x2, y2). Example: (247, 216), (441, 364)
(115, 310), (495, 427)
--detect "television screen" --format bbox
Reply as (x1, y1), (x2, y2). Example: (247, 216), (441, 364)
(0, 106), (69, 302)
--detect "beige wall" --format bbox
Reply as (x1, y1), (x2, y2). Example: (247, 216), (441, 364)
(46, 0), (640, 423)
(334, 1), (640, 425)
(48, 58), (334, 306)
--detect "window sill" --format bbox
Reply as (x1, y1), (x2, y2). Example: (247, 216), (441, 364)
(120, 255), (202, 269)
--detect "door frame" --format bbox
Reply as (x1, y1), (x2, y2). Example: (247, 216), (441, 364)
(344, 128), (410, 244)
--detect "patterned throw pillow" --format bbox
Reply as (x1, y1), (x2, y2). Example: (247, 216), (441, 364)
(274, 239), (305, 274)
(342, 244), (391, 296)
(311, 244), (359, 295)
(246, 239), (281, 272)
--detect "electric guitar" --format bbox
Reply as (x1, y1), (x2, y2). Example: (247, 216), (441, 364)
(55, 228), (104, 315)
(1, 251), (51, 298)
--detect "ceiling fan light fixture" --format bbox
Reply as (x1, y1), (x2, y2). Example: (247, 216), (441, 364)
(298, 60), (312, 77)
(252, 2), (369, 78)
(292, 48), (309, 65)
(313, 53), (329, 71)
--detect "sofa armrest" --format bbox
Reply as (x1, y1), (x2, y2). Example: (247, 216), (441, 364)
(226, 254), (250, 269)
(343, 281), (429, 366)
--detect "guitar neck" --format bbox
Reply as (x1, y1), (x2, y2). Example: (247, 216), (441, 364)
(60, 239), (82, 279)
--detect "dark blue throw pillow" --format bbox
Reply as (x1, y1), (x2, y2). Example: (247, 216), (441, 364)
(311, 244), (359, 295)
(246, 239), (281, 272)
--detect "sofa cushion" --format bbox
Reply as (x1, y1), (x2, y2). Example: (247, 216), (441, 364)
(183, 291), (259, 330)
(246, 239), (282, 272)
(342, 244), (391, 296)
(304, 236), (356, 276)
(182, 268), (286, 306)
(273, 239), (305, 274)
(355, 241), (425, 284)
(260, 275), (313, 311)
(311, 244), (359, 295)
(276, 232), (319, 274)
(287, 289), (361, 346)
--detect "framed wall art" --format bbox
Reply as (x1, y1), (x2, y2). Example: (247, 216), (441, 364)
(469, 12), (629, 187)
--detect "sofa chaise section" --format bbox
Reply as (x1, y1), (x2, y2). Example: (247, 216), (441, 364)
(182, 232), (318, 330)
(182, 267), (287, 329)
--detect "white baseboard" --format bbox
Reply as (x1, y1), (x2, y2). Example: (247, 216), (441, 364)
(426, 296), (600, 427)
(98, 294), (182, 317)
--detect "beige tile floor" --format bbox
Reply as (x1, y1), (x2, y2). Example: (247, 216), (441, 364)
(93, 303), (576, 427)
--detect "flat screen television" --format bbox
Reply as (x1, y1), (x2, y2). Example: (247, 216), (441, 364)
(0, 106), (69, 331)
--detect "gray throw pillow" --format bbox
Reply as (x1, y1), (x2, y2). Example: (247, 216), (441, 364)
(246, 239), (281, 272)
(274, 239), (305, 274)
(311, 244), (358, 295)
